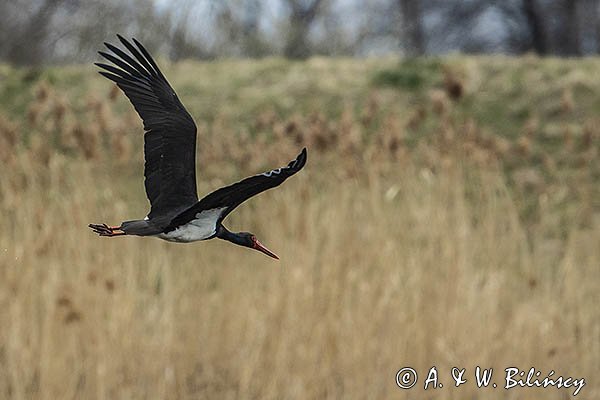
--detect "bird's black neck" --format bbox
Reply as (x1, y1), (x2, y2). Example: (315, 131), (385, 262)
(216, 225), (246, 246)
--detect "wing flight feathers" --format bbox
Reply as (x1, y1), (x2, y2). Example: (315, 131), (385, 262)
(164, 148), (307, 232)
(97, 36), (198, 222)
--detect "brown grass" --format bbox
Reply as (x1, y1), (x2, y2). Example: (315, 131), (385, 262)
(0, 57), (598, 399)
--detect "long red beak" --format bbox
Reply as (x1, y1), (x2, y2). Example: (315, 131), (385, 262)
(252, 238), (279, 260)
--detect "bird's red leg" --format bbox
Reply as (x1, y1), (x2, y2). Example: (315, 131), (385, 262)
(89, 223), (126, 237)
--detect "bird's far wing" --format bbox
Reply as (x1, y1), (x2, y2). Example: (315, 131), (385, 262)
(96, 35), (198, 220)
(165, 148), (307, 231)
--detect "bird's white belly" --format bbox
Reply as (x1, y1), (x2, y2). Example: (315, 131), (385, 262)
(156, 207), (227, 243)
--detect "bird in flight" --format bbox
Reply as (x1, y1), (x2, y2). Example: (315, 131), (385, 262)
(89, 35), (307, 259)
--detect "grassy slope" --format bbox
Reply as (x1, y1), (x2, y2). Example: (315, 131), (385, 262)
(3, 55), (600, 131)
(2, 55), (598, 182)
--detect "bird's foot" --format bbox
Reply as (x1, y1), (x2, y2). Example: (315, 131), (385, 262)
(89, 223), (125, 237)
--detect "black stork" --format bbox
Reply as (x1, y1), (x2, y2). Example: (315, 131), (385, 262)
(89, 35), (307, 260)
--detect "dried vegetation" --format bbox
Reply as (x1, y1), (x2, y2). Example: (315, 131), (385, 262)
(0, 56), (598, 399)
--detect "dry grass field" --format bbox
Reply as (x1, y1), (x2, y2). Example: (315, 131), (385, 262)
(0, 56), (598, 399)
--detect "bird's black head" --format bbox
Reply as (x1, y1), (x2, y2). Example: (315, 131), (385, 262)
(240, 232), (279, 260)
(222, 230), (279, 260)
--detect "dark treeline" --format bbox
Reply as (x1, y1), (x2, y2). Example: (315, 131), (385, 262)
(2, 0), (600, 65)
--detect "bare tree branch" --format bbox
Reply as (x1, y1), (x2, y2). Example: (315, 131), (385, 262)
(283, 0), (327, 59)
(398, 0), (425, 56)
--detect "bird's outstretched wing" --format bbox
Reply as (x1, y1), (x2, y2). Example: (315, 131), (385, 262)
(165, 148), (307, 232)
(96, 35), (198, 220)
